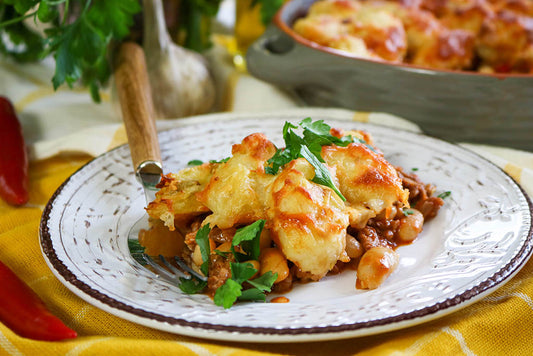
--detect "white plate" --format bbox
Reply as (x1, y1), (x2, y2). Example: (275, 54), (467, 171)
(40, 112), (533, 343)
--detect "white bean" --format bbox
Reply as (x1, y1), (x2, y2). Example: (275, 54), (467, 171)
(345, 234), (363, 259)
(398, 209), (424, 243)
(260, 248), (289, 283)
(356, 247), (399, 289)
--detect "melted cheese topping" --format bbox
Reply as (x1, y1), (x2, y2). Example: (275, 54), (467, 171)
(146, 164), (214, 230)
(147, 129), (407, 279)
(294, 0), (408, 62)
(266, 159), (350, 278)
(196, 133), (276, 229)
(322, 142), (409, 225)
(293, 0), (533, 73)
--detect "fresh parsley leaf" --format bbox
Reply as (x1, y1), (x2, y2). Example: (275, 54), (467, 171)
(299, 117), (330, 136)
(209, 157), (230, 164)
(238, 288), (266, 302)
(438, 191), (451, 199)
(299, 145), (346, 201)
(127, 239), (146, 265)
(265, 148), (292, 175)
(300, 117), (353, 149)
(232, 219), (265, 261)
(0, 5), (45, 63)
(214, 278), (242, 309)
(6, 0), (36, 16)
(231, 250), (250, 263)
(1, 0), (141, 102)
(411, 167), (419, 172)
(265, 119), (348, 201)
(230, 262), (257, 284)
(178, 276), (207, 294)
(210, 219), (281, 308)
(214, 249), (231, 258)
(214, 263), (276, 307)
(37, 1), (58, 23)
(187, 159), (204, 166)
(235, 271), (278, 303)
(195, 224), (211, 276)
(402, 209), (414, 216)
(247, 271), (277, 292)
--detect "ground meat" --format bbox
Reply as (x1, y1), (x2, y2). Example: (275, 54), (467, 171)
(396, 166), (430, 201)
(272, 272), (293, 293)
(291, 265), (322, 282)
(396, 166), (443, 220)
(415, 196), (444, 220)
(206, 254), (231, 297)
(357, 226), (389, 251)
(369, 218), (400, 242)
(184, 217), (204, 247)
(209, 227), (236, 244)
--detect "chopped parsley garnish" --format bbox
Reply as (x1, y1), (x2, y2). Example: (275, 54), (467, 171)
(214, 278), (242, 309)
(178, 276), (207, 294)
(187, 157), (230, 166)
(187, 159), (204, 166)
(195, 224), (211, 276)
(402, 209), (414, 216)
(438, 191), (452, 199)
(210, 157), (230, 164)
(214, 262), (277, 308)
(411, 167), (419, 171)
(128, 239), (146, 265)
(232, 219), (265, 261)
(265, 118), (356, 201)
(179, 219), (277, 309)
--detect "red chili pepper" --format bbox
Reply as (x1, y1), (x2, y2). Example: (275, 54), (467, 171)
(0, 261), (77, 341)
(0, 96), (29, 206)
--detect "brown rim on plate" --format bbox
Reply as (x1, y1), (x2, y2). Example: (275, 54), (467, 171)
(273, 0), (533, 79)
(39, 124), (533, 338)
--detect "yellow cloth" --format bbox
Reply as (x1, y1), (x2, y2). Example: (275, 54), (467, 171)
(3, 30), (533, 356)
(1, 143), (533, 356)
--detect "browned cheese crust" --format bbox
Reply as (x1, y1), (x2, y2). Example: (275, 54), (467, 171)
(293, 0), (533, 73)
(145, 128), (443, 291)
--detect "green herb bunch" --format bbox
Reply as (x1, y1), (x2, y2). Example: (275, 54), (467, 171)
(0, 0), (224, 102)
(0, 0), (141, 102)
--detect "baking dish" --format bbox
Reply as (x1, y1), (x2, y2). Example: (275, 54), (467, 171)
(246, 0), (533, 151)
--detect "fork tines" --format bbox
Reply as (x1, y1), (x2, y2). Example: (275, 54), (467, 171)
(142, 254), (207, 282)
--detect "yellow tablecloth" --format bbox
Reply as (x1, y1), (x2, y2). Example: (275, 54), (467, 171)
(2, 38), (533, 355)
(2, 155), (533, 355)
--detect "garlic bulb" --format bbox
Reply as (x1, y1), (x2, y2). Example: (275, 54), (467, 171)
(143, 0), (216, 118)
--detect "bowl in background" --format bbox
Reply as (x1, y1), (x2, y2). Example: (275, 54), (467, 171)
(246, 0), (533, 151)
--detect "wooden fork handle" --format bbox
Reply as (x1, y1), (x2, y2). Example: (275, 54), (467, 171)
(114, 42), (162, 172)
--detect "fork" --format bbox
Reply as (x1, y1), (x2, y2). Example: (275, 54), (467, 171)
(142, 254), (207, 282)
(114, 42), (207, 285)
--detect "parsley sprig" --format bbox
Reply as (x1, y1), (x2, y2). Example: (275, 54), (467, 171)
(265, 118), (359, 201)
(438, 191), (451, 199)
(179, 220), (277, 309)
(0, 0), (141, 102)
